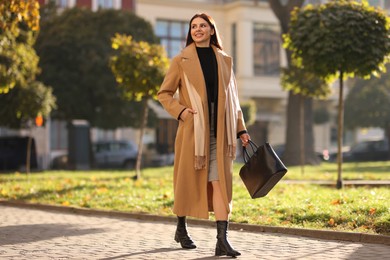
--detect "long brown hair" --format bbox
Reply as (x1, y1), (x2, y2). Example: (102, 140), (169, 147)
(185, 13), (223, 50)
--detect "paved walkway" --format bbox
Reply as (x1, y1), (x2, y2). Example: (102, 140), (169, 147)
(1, 205), (389, 259)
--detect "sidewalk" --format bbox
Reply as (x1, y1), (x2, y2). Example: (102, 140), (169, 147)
(1, 203), (389, 259)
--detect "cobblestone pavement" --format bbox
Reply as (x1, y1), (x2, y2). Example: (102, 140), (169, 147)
(0, 205), (389, 259)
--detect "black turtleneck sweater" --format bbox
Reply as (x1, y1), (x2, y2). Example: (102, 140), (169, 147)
(196, 46), (218, 137)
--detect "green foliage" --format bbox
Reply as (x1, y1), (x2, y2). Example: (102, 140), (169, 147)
(0, 0), (40, 34)
(35, 8), (159, 129)
(313, 106), (330, 125)
(110, 34), (170, 101)
(0, 81), (56, 128)
(240, 100), (257, 127)
(0, 0), (41, 93)
(0, 30), (39, 93)
(281, 65), (332, 99)
(345, 75), (390, 130)
(284, 0), (390, 80)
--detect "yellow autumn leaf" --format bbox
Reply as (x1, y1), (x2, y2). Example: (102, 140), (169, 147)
(331, 199), (341, 205)
(97, 187), (108, 194)
(328, 218), (335, 226)
(62, 201), (70, 206)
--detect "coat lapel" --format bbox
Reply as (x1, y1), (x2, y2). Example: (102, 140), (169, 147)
(213, 45), (232, 93)
(180, 44), (205, 98)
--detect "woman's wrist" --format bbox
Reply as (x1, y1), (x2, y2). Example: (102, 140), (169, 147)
(237, 130), (247, 139)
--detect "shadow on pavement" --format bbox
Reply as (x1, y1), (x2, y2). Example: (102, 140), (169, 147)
(100, 248), (184, 259)
(0, 223), (105, 246)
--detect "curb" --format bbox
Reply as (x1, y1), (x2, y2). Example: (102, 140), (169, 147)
(1, 200), (389, 246)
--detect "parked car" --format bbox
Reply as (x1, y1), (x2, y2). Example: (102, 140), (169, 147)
(93, 140), (138, 169)
(272, 144), (327, 161)
(329, 139), (389, 162)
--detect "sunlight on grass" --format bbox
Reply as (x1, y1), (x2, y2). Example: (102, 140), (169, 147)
(0, 162), (389, 235)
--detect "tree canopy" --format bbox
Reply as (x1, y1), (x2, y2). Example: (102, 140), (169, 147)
(284, 0), (390, 80)
(281, 65), (331, 99)
(110, 34), (169, 101)
(35, 7), (159, 129)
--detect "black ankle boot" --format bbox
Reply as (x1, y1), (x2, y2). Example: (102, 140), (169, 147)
(215, 221), (241, 257)
(174, 216), (196, 249)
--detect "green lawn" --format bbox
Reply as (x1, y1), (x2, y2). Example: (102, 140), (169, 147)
(0, 161), (389, 235)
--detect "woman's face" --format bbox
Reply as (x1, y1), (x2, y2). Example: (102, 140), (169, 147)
(190, 17), (214, 47)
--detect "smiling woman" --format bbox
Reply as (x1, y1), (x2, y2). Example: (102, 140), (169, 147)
(157, 12), (251, 257)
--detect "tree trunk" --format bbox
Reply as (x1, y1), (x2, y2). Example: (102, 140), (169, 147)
(336, 71), (344, 189)
(304, 98), (320, 165)
(135, 96), (149, 180)
(283, 92), (301, 165)
(268, 0), (319, 166)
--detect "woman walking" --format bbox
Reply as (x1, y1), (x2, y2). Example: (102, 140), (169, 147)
(158, 13), (250, 257)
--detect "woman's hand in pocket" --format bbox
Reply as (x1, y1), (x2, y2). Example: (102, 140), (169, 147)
(181, 108), (197, 121)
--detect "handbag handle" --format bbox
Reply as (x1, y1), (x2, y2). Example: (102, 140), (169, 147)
(242, 140), (258, 164)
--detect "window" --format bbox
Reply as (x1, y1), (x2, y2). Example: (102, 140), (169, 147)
(155, 20), (188, 58)
(253, 23), (280, 76)
(97, 0), (114, 9)
(57, 0), (69, 8)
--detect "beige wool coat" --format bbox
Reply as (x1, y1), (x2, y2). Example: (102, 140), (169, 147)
(157, 43), (246, 219)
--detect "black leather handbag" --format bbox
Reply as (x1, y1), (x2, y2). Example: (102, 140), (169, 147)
(239, 140), (288, 198)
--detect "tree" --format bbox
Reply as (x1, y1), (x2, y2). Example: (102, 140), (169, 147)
(0, 0), (56, 173)
(35, 7), (159, 129)
(110, 34), (169, 179)
(268, 0), (323, 167)
(284, 0), (390, 188)
(345, 74), (390, 158)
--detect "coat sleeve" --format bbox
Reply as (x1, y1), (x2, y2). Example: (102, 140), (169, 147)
(157, 57), (187, 120)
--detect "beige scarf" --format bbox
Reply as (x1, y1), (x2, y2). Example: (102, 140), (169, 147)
(183, 69), (239, 170)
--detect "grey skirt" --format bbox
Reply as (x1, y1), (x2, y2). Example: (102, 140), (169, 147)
(208, 103), (218, 182)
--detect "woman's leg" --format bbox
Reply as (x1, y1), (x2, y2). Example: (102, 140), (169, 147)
(211, 181), (228, 220)
(211, 181), (241, 257)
